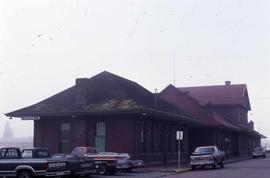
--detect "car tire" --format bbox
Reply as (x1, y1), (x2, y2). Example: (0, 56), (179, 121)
(191, 165), (196, 170)
(108, 169), (117, 175)
(263, 155), (266, 158)
(17, 170), (33, 178)
(97, 164), (108, 175)
(253, 156), (256, 159)
(126, 168), (133, 172)
(220, 161), (224, 168)
(84, 173), (91, 177)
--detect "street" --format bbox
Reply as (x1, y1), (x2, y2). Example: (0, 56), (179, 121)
(169, 156), (270, 178)
(90, 155), (270, 178)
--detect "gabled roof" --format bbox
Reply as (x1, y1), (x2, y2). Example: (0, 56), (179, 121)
(6, 71), (192, 122)
(178, 83), (251, 110)
(159, 84), (239, 130)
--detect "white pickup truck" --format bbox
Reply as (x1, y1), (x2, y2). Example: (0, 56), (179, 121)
(190, 146), (225, 170)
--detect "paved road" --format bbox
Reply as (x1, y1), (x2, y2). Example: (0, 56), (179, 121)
(89, 156), (269, 178)
(90, 169), (173, 178)
(169, 156), (270, 178)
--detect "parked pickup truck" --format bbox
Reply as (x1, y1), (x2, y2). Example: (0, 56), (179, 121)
(190, 146), (225, 170)
(0, 147), (70, 178)
(21, 148), (95, 178)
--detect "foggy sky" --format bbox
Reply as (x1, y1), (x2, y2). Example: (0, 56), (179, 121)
(0, 0), (269, 139)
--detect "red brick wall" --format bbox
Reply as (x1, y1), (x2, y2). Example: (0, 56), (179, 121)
(34, 119), (60, 153)
(106, 117), (135, 154)
(71, 119), (86, 149)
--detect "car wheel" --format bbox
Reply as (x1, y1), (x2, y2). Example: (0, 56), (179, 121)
(253, 156), (256, 159)
(191, 165), (196, 170)
(220, 161), (224, 168)
(263, 155), (266, 158)
(126, 168), (133, 172)
(97, 164), (108, 175)
(108, 169), (117, 175)
(17, 170), (33, 178)
(84, 173), (91, 177)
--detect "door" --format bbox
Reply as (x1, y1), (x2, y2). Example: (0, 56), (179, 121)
(95, 136), (105, 153)
(95, 122), (106, 153)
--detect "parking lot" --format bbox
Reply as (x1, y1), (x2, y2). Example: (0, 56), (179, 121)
(90, 169), (176, 178)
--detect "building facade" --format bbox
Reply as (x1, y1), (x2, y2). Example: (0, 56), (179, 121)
(6, 71), (199, 164)
(159, 83), (262, 157)
(6, 72), (263, 164)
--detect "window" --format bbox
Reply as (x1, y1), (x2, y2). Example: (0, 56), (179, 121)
(60, 122), (71, 153)
(61, 123), (71, 131)
(96, 122), (105, 136)
(37, 151), (49, 158)
(1, 148), (7, 157)
(3, 148), (19, 158)
(21, 150), (33, 158)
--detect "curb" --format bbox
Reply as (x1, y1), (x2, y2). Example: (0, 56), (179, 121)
(224, 157), (252, 164)
(173, 157), (252, 174)
(175, 168), (192, 173)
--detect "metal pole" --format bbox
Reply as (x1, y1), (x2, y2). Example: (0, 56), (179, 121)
(178, 139), (181, 169)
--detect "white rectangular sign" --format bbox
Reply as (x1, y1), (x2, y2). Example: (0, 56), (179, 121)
(176, 131), (183, 140)
(21, 116), (40, 120)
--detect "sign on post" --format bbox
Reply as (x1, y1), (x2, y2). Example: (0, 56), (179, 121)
(176, 130), (183, 169)
(176, 131), (183, 140)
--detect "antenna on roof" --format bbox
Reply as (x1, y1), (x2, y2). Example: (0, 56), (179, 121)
(173, 49), (176, 86)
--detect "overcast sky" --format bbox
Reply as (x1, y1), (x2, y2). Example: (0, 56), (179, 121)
(0, 0), (269, 139)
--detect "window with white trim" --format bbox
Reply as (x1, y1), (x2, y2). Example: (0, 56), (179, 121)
(96, 122), (105, 136)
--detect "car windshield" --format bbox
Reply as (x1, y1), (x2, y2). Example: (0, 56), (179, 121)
(117, 153), (130, 158)
(254, 147), (264, 151)
(98, 152), (116, 156)
(195, 147), (215, 154)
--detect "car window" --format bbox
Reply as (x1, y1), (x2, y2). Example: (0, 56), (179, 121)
(195, 147), (215, 154)
(37, 151), (49, 158)
(22, 150), (33, 158)
(86, 147), (97, 154)
(254, 147), (264, 151)
(98, 152), (115, 155)
(4, 148), (20, 158)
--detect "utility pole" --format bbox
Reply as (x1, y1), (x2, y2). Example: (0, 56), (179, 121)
(154, 88), (158, 108)
(173, 49), (176, 86)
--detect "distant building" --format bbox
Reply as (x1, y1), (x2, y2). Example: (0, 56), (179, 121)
(5, 71), (264, 164)
(2, 121), (14, 139)
(0, 137), (33, 149)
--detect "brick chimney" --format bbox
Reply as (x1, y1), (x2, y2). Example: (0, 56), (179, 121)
(75, 78), (88, 105)
(248, 120), (254, 130)
(225, 81), (231, 86)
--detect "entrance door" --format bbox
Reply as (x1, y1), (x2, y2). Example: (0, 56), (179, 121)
(95, 136), (105, 152)
(60, 122), (71, 153)
(95, 122), (106, 153)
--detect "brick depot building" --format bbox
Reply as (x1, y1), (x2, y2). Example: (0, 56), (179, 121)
(6, 71), (263, 164)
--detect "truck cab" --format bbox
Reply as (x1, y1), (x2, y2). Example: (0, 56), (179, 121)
(0, 147), (70, 178)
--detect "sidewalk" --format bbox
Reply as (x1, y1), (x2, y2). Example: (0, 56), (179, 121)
(140, 156), (252, 173)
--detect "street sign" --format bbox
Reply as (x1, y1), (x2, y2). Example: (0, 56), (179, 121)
(176, 131), (183, 140)
(176, 130), (183, 169)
